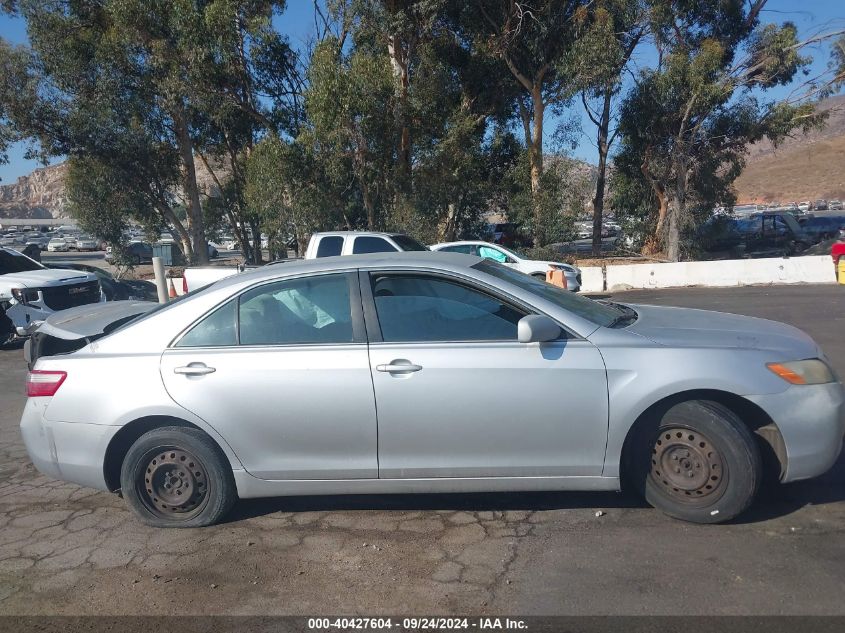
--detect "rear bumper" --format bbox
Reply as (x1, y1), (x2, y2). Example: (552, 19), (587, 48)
(746, 382), (845, 482)
(19, 398), (118, 491)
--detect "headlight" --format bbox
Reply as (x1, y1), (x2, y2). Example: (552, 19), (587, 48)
(11, 288), (39, 305)
(767, 359), (836, 385)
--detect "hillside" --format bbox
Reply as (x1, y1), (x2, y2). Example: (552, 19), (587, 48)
(0, 159), (229, 220)
(734, 95), (845, 203)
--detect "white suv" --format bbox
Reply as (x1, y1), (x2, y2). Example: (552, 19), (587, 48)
(0, 247), (102, 338)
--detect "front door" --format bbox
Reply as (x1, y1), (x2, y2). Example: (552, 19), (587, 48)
(362, 271), (609, 479)
(160, 272), (377, 480)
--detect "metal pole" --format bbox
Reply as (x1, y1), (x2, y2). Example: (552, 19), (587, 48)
(152, 257), (168, 304)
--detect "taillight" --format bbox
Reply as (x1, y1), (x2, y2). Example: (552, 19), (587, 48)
(182, 276), (188, 294)
(26, 370), (67, 397)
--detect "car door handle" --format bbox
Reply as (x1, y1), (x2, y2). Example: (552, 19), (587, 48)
(376, 361), (422, 373)
(173, 363), (216, 376)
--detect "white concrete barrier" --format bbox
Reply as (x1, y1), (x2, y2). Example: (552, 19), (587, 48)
(603, 255), (835, 292)
(579, 266), (604, 293)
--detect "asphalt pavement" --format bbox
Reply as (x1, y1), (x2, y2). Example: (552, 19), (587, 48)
(0, 284), (842, 615)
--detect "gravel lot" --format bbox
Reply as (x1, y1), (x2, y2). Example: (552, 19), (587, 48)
(0, 285), (843, 615)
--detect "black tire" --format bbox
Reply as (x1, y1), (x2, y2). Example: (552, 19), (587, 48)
(626, 400), (761, 524)
(120, 426), (236, 528)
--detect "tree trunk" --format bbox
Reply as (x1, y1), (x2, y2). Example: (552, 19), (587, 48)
(442, 202), (457, 242)
(249, 220), (263, 265)
(666, 158), (687, 262)
(387, 34), (411, 191)
(592, 92), (612, 257)
(529, 86), (545, 245)
(361, 184), (377, 230)
(173, 111), (208, 265)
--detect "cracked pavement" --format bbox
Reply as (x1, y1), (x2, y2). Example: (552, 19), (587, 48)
(0, 285), (843, 615)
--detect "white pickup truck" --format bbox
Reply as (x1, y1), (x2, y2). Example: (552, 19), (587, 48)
(182, 231), (430, 292)
(1, 246), (102, 341)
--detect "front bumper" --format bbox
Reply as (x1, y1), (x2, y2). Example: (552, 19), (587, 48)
(20, 398), (118, 491)
(746, 382), (845, 482)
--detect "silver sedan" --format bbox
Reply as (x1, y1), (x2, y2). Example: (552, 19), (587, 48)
(20, 252), (845, 527)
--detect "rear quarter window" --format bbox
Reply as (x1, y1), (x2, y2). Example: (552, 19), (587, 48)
(315, 236), (343, 257)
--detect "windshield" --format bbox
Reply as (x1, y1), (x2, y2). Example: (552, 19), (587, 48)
(0, 248), (45, 274)
(472, 260), (619, 327)
(391, 235), (429, 251)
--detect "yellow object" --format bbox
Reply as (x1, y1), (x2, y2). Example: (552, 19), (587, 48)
(839, 258), (845, 284)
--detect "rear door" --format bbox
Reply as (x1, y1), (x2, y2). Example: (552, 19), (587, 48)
(160, 271), (378, 480)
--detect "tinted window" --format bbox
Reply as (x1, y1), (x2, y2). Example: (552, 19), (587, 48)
(391, 235), (429, 251)
(315, 236), (343, 257)
(371, 274), (526, 342)
(353, 237), (397, 254)
(239, 274), (353, 345)
(0, 248), (44, 274)
(177, 299), (238, 347)
(439, 244), (473, 254)
(472, 260), (618, 327)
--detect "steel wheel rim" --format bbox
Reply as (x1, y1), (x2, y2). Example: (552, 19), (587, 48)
(650, 427), (727, 504)
(137, 447), (209, 520)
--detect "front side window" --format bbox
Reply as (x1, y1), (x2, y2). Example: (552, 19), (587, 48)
(353, 237), (397, 254)
(239, 274), (353, 345)
(371, 274), (526, 342)
(315, 236), (343, 257)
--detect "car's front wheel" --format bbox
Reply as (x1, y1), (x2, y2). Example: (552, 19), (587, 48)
(629, 400), (762, 524)
(120, 426), (236, 528)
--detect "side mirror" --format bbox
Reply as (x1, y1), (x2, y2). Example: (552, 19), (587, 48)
(518, 315), (562, 344)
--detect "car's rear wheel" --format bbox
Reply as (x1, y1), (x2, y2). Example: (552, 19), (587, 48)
(120, 427), (236, 528)
(629, 400), (761, 524)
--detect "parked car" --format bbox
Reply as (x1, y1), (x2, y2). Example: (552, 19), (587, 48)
(75, 236), (100, 251)
(46, 263), (158, 302)
(20, 252), (844, 528)
(47, 238), (69, 252)
(430, 240), (581, 291)
(797, 216), (845, 243)
(25, 236), (50, 251)
(0, 247), (101, 338)
(829, 200), (843, 211)
(814, 200), (829, 211)
(105, 241), (154, 265)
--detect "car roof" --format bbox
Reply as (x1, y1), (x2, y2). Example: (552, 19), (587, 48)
(213, 251), (483, 291)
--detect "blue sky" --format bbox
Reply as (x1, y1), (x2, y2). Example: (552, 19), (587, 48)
(1, 0), (843, 183)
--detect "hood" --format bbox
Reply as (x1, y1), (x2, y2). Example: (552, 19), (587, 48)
(36, 300), (157, 340)
(625, 304), (820, 359)
(1, 268), (96, 288)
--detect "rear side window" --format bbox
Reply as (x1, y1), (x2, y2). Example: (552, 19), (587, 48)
(315, 236), (343, 257)
(238, 274), (353, 345)
(353, 237), (397, 254)
(176, 273), (354, 347)
(438, 244), (473, 254)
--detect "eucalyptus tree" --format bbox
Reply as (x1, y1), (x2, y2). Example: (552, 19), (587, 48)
(614, 0), (818, 261)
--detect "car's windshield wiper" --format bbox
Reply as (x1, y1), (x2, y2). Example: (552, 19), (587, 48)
(601, 301), (638, 328)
